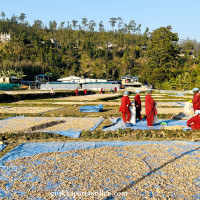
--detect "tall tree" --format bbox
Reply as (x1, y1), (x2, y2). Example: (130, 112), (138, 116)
(88, 20), (96, 32)
(1, 12), (5, 21)
(109, 17), (117, 32)
(81, 17), (88, 31)
(72, 20), (78, 30)
(99, 20), (104, 32)
(33, 20), (43, 29)
(18, 13), (26, 24)
(146, 26), (179, 87)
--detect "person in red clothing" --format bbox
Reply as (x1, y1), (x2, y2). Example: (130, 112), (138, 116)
(84, 89), (87, 95)
(192, 88), (200, 113)
(119, 91), (132, 123)
(187, 110), (200, 130)
(75, 88), (78, 96)
(114, 87), (117, 93)
(135, 90), (142, 121)
(100, 88), (103, 94)
(145, 89), (157, 126)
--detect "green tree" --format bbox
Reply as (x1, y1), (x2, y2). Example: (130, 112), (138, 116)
(146, 26), (179, 87)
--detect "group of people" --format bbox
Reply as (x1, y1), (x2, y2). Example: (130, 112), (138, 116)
(119, 88), (200, 130)
(119, 89), (155, 126)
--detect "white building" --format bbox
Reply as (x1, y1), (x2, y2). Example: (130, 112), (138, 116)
(57, 76), (107, 83)
(0, 33), (10, 43)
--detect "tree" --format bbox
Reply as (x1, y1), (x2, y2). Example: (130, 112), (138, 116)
(1, 12), (5, 21)
(49, 20), (57, 30)
(18, 13), (26, 24)
(33, 20), (43, 29)
(127, 20), (136, 33)
(146, 26), (179, 87)
(88, 20), (96, 32)
(82, 17), (88, 31)
(59, 21), (65, 29)
(72, 20), (78, 30)
(109, 17), (117, 32)
(117, 17), (123, 32)
(99, 21), (104, 32)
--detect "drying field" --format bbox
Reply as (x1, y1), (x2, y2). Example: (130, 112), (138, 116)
(0, 117), (103, 134)
(55, 93), (120, 101)
(0, 106), (63, 114)
(0, 142), (199, 199)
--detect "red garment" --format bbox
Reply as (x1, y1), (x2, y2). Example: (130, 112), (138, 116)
(100, 88), (103, 94)
(119, 96), (131, 123)
(114, 87), (117, 92)
(121, 111), (131, 123)
(84, 89), (87, 95)
(75, 89), (78, 96)
(192, 93), (200, 112)
(145, 94), (157, 126)
(135, 94), (142, 121)
(187, 115), (200, 130)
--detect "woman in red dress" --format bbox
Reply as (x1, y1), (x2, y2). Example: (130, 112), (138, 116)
(187, 110), (200, 130)
(145, 89), (157, 126)
(192, 88), (200, 113)
(119, 91), (132, 123)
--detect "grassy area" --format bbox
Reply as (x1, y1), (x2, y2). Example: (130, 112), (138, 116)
(0, 128), (199, 159)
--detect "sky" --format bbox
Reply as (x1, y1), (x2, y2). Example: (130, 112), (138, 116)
(1, 0), (200, 42)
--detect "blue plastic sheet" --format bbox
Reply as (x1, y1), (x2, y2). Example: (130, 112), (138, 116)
(0, 117), (104, 138)
(103, 118), (189, 131)
(0, 141), (199, 199)
(0, 144), (6, 152)
(37, 118), (104, 138)
(79, 104), (103, 112)
(0, 141), (199, 165)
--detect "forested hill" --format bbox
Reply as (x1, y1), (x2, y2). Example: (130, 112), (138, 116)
(0, 14), (200, 90)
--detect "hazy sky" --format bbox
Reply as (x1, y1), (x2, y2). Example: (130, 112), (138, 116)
(1, 0), (200, 42)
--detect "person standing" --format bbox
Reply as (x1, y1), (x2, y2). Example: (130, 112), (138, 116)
(145, 89), (157, 127)
(75, 88), (78, 96)
(84, 89), (87, 95)
(114, 87), (117, 93)
(50, 88), (55, 98)
(119, 91), (132, 123)
(187, 110), (200, 130)
(135, 90), (142, 121)
(192, 88), (200, 113)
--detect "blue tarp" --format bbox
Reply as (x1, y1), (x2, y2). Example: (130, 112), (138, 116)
(0, 117), (104, 139)
(0, 141), (199, 199)
(79, 104), (103, 112)
(0, 144), (6, 152)
(102, 118), (190, 131)
(0, 141), (199, 165)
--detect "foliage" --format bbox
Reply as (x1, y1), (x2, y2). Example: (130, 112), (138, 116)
(0, 13), (200, 89)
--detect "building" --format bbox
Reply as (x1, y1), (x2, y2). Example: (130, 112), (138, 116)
(57, 76), (107, 83)
(121, 76), (142, 88)
(0, 33), (10, 43)
(41, 76), (120, 90)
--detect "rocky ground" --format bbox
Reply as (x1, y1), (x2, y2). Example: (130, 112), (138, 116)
(0, 143), (199, 199)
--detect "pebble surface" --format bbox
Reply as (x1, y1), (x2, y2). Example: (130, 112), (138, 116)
(0, 143), (199, 199)
(0, 117), (102, 133)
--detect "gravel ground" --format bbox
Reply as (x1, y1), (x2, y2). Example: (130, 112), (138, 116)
(0, 117), (64, 133)
(0, 117), (102, 134)
(0, 107), (63, 114)
(35, 117), (103, 132)
(0, 143), (199, 199)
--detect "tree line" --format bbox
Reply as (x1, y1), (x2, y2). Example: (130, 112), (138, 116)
(0, 11), (200, 89)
